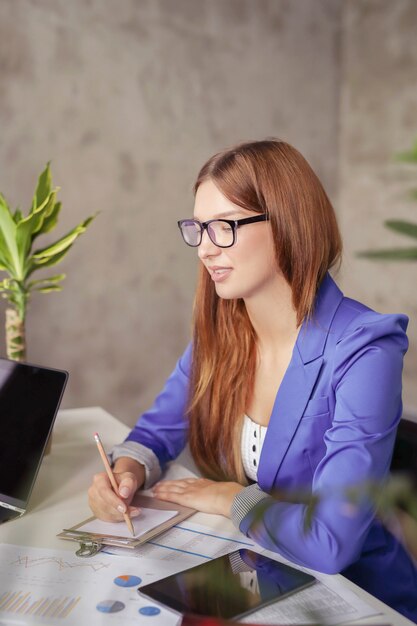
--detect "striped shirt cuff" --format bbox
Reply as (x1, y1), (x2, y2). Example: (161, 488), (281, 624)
(228, 550), (252, 574)
(109, 441), (162, 489)
(231, 483), (270, 529)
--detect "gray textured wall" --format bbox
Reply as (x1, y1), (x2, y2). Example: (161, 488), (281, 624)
(338, 0), (417, 415)
(1, 0), (415, 424)
(0, 0), (342, 424)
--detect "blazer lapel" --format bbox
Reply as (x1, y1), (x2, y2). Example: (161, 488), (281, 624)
(258, 354), (323, 492)
(257, 273), (344, 493)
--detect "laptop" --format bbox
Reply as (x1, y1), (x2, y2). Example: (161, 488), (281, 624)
(0, 358), (68, 524)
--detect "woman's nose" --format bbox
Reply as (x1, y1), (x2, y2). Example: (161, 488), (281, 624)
(197, 229), (221, 260)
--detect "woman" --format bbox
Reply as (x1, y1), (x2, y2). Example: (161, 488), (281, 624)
(89, 139), (417, 620)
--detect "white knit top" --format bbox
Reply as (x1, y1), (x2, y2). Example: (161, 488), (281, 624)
(241, 414), (268, 481)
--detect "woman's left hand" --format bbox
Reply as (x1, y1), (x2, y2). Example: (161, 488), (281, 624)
(152, 478), (244, 517)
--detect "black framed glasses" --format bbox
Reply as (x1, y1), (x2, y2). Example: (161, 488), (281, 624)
(177, 214), (269, 248)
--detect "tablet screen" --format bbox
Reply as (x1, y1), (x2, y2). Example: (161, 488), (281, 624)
(138, 549), (316, 620)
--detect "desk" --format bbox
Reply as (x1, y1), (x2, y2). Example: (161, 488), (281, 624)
(0, 407), (414, 626)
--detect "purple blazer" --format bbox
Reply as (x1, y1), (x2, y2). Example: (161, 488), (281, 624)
(126, 274), (417, 620)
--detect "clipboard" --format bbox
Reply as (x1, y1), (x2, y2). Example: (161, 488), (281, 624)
(57, 494), (195, 557)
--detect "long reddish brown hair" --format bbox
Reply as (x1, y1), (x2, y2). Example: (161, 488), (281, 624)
(188, 139), (342, 482)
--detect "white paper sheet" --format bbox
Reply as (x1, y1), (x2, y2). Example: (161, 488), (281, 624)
(77, 507), (177, 539)
(104, 517), (256, 567)
(240, 580), (380, 625)
(0, 543), (181, 626)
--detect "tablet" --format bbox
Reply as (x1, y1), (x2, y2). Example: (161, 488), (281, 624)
(138, 549), (316, 620)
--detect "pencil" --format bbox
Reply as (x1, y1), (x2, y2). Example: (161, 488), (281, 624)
(93, 432), (135, 536)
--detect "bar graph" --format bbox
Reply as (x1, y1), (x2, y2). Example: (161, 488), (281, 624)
(0, 590), (81, 619)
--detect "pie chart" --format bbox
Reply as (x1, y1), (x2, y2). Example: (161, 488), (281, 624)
(96, 600), (125, 613)
(139, 606), (161, 616)
(114, 574), (142, 587)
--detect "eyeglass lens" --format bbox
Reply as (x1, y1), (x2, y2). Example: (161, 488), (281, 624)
(180, 220), (234, 247)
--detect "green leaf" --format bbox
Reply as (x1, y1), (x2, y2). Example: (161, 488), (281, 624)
(0, 278), (20, 293)
(13, 208), (24, 223)
(31, 215), (96, 261)
(30, 274), (66, 285)
(31, 162), (52, 212)
(27, 248), (70, 275)
(10, 350), (24, 359)
(384, 220), (417, 240)
(0, 241), (14, 274)
(26, 274), (66, 291)
(16, 191), (58, 271)
(0, 193), (21, 277)
(31, 190), (59, 236)
(38, 200), (61, 236)
(35, 285), (63, 293)
(31, 187), (58, 219)
(358, 247), (417, 260)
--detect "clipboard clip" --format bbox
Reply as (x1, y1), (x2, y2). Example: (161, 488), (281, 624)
(75, 536), (102, 558)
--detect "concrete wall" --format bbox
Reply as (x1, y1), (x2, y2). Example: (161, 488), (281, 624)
(1, 0), (416, 425)
(338, 0), (417, 416)
(0, 0), (342, 424)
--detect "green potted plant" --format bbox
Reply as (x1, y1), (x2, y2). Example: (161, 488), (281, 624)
(0, 163), (95, 361)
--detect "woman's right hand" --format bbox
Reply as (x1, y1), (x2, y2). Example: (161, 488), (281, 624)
(87, 457), (146, 522)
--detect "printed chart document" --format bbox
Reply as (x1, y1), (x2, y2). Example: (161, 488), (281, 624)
(0, 543), (181, 626)
(0, 541), (381, 626)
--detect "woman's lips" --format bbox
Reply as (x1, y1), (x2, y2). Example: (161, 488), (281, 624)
(208, 267), (233, 282)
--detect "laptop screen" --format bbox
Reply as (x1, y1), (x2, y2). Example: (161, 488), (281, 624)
(0, 359), (68, 511)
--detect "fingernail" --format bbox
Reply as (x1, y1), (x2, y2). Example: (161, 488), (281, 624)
(130, 508), (140, 517)
(117, 504), (126, 514)
(119, 487), (130, 498)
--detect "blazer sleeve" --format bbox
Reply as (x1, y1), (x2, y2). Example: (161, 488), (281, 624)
(120, 343), (192, 471)
(233, 312), (409, 574)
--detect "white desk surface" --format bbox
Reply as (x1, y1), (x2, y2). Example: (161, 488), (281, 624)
(0, 407), (414, 626)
